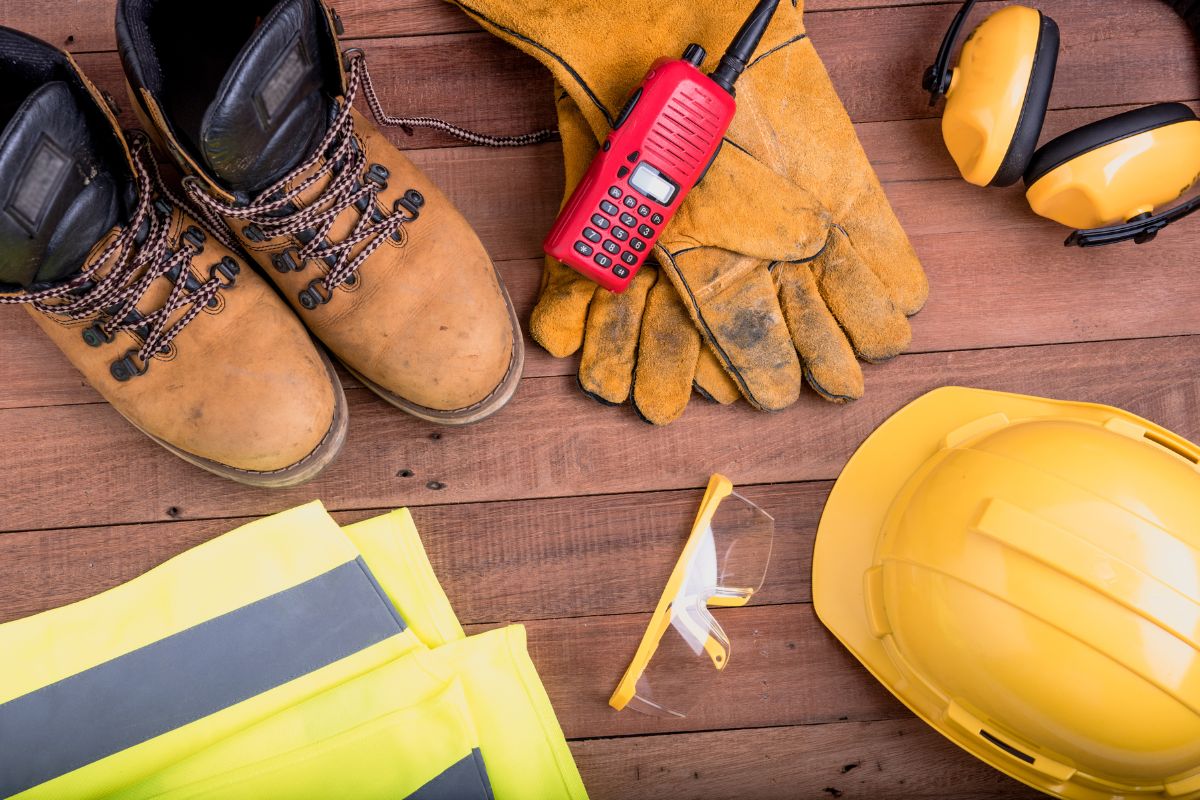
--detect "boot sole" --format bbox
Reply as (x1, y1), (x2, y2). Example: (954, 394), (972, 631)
(343, 281), (525, 426)
(122, 348), (350, 488)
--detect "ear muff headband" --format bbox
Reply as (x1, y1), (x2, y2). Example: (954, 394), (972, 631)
(925, 0), (1200, 246)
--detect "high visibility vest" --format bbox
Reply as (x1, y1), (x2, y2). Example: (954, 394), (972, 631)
(0, 502), (587, 800)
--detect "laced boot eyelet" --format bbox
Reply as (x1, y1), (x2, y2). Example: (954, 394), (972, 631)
(299, 279), (334, 310)
(153, 198), (172, 218)
(111, 349), (150, 382)
(393, 189), (425, 218)
(271, 249), (303, 273)
(344, 273), (360, 289)
(183, 226), (206, 252)
(244, 224), (266, 242)
(82, 323), (115, 348)
(365, 163), (389, 189)
(210, 257), (241, 297)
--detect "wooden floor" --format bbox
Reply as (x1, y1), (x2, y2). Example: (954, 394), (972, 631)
(1, 0), (1199, 797)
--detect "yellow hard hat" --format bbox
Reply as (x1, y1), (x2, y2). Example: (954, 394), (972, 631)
(813, 387), (1200, 800)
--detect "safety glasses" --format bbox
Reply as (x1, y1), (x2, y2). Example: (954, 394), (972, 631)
(610, 475), (774, 718)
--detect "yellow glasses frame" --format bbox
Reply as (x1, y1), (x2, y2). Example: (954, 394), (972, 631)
(609, 474), (755, 711)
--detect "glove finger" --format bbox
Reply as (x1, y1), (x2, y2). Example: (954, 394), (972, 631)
(773, 260), (863, 403)
(578, 266), (656, 405)
(660, 248), (801, 412)
(530, 88), (602, 358)
(840, 186), (929, 317)
(694, 344), (739, 405)
(530, 259), (599, 357)
(811, 229), (912, 364)
(632, 274), (701, 425)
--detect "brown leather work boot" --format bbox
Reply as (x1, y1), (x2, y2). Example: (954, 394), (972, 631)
(116, 0), (527, 424)
(0, 28), (346, 486)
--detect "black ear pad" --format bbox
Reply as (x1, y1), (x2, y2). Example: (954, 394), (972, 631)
(989, 13), (1060, 187)
(1024, 102), (1200, 186)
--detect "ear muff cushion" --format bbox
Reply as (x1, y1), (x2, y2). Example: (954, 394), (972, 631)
(988, 13), (1059, 187)
(1024, 102), (1200, 186)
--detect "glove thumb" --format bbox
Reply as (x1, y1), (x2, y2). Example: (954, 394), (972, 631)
(665, 144), (832, 263)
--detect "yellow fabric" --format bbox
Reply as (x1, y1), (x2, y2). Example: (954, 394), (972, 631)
(343, 509), (466, 648)
(1, 503), (585, 800)
(8, 502), (424, 800)
(0, 502), (382, 702)
(113, 680), (484, 800)
(457, 0), (927, 409)
(114, 628), (586, 800)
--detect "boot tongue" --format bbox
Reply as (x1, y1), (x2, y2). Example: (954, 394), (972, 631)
(0, 81), (124, 288)
(199, 0), (334, 194)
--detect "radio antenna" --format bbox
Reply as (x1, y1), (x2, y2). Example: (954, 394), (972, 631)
(710, 0), (782, 95)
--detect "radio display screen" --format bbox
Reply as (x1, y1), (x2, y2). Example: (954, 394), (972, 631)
(629, 162), (678, 205)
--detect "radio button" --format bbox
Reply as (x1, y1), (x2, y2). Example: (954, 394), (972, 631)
(630, 238), (646, 252)
(614, 266), (630, 278)
(591, 214), (610, 229)
(603, 240), (620, 254)
(574, 241), (594, 256)
(600, 200), (619, 215)
(651, 213), (664, 225)
(638, 224), (654, 238)
(638, 205), (651, 217)
(612, 227), (629, 241)
(620, 212), (637, 227)
(595, 253), (613, 268)
(608, 186), (623, 199)
(583, 227), (602, 243)
(621, 252), (637, 265)
(623, 196), (637, 208)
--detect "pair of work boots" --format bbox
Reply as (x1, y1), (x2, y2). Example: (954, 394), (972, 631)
(0, 0), (523, 486)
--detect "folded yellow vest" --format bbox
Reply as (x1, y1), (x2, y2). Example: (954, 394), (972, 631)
(0, 502), (586, 800)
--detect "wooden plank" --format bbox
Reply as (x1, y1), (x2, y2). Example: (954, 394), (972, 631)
(17, 1), (1199, 150)
(571, 719), (1043, 800)
(0, 335), (1195, 532)
(0, 482), (822, 624)
(0, 1), (982, 56)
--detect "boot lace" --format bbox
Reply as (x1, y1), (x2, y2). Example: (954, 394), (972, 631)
(0, 132), (239, 381)
(183, 49), (556, 310)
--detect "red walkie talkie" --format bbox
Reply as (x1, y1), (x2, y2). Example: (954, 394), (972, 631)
(544, 0), (781, 293)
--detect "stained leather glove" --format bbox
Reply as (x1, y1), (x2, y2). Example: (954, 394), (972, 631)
(453, 0), (927, 408)
(532, 89), (740, 424)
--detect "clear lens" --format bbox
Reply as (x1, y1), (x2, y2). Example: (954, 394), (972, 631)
(624, 492), (774, 717)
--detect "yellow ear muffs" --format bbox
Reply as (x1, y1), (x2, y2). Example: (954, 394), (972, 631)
(1024, 102), (1200, 230)
(942, 5), (1059, 187)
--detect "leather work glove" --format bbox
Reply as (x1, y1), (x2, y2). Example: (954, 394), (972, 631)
(534, 88), (740, 424)
(450, 0), (928, 410)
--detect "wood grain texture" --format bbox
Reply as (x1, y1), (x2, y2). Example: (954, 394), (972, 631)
(571, 719), (1044, 800)
(0, 335), (1196, 533)
(0, 482), (822, 624)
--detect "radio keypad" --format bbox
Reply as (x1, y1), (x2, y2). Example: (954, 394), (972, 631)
(578, 182), (662, 279)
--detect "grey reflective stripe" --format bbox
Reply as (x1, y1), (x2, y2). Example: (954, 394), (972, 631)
(0, 557), (405, 797)
(408, 749), (496, 800)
